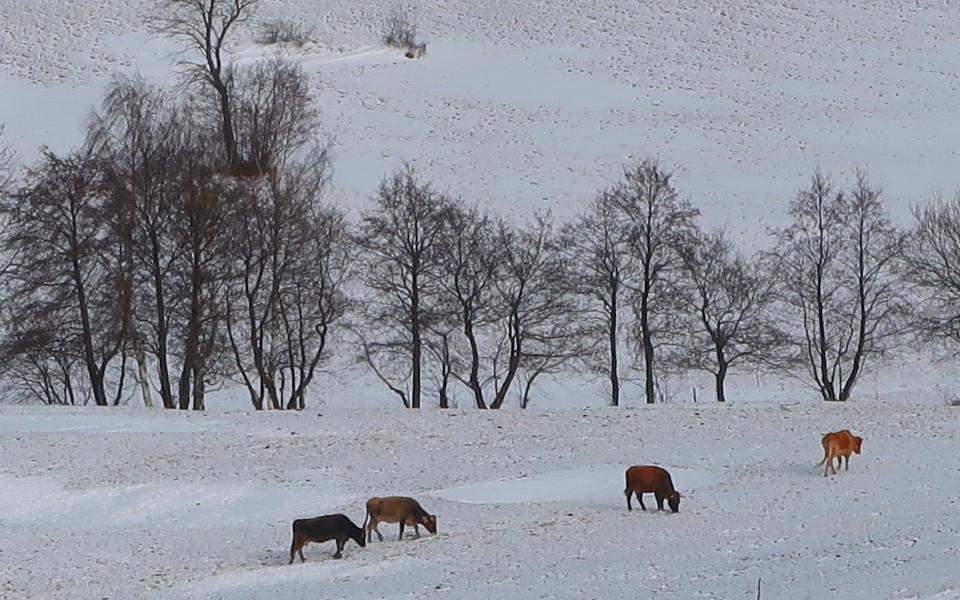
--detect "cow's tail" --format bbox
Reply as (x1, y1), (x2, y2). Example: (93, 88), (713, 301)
(361, 507), (370, 531)
(815, 434), (829, 465)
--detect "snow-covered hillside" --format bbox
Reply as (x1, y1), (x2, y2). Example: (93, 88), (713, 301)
(3, 1), (960, 247)
(1, 401), (958, 599)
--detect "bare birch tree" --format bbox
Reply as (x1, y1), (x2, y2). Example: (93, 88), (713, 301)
(89, 76), (184, 408)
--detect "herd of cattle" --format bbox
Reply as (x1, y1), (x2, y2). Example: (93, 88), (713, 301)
(288, 429), (863, 563)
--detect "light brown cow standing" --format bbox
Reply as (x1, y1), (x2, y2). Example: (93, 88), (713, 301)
(817, 429), (864, 476)
(363, 496), (438, 542)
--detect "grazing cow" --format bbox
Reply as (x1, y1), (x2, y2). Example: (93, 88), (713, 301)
(289, 514), (366, 564)
(817, 429), (864, 477)
(364, 496), (438, 542)
(624, 465), (681, 513)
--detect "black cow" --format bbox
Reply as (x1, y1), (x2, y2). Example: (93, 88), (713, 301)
(289, 514), (366, 563)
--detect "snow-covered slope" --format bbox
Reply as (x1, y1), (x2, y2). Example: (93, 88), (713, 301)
(3, 1), (960, 247)
(1, 401), (958, 599)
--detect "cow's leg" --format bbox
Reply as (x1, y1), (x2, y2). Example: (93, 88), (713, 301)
(625, 490), (633, 511)
(844, 455), (850, 471)
(369, 519), (384, 542)
(413, 522), (421, 538)
(398, 520), (405, 540)
(333, 539), (344, 559)
(655, 493), (665, 511)
(290, 534), (305, 564)
(638, 493), (647, 511)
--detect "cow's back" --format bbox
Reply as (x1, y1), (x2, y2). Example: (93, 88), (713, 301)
(625, 465), (674, 493)
(367, 496), (424, 520)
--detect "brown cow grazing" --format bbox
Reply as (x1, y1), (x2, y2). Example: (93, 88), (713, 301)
(817, 429), (864, 477)
(364, 496), (438, 542)
(624, 465), (681, 513)
(289, 514), (366, 564)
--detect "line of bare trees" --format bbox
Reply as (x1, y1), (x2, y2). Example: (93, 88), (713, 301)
(3, 98), (960, 408)
(1, 0), (959, 409)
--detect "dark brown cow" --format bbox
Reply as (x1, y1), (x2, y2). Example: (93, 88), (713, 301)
(624, 465), (681, 513)
(364, 496), (438, 541)
(289, 514), (366, 563)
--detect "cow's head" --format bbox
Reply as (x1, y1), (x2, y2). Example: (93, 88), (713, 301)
(667, 492), (681, 513)
(853, 436), (863, 454)
(421, 514), (438, 534)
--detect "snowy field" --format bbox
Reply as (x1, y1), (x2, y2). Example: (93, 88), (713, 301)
(3, 0), (960, 597)
(1, 400), (959, 599)
(4, 1), (960, 245)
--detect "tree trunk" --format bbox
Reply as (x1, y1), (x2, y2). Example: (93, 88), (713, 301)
(192, 367), (205, 411)
(640, 290), (656, 404)
(71, 256), (108, 406)
(463, 314), (487, 409)
(411, 277), (422, 409)
(715, 362), (727, 403)
(490, 314), (522, 409)
(608, 280), (620, 407)
(135, 346), (153, 408)
(151, 258), (176, 409)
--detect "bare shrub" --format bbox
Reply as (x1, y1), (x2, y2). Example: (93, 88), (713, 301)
(383, 5), (424, 55)
(256, 18), (314, 47)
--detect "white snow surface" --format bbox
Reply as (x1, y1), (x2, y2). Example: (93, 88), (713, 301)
(1, 402), (959, 599)
(3, 0), (960, 598)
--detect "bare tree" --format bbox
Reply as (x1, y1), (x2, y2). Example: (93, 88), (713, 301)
(675, 228), (786, 402)
(355, 165), (452, 408)
(90, 76), (181, 408)
(902, 194), (960, 349)
(99, 89), (240, 412)
(489, 214), (580, 409)
(170, 136), (240, 410)
(225, 150), (349, 410)
(562, 192), (635, 406)
(436, 204), (501, 409)
(770, 170), (907, 401)
(0, 150), (130, 406)
(151, 0), (260, 170)
(0, 125), (16, 199)
(228, 58), (318, 176)
(0, 126), (20, 283)
(0, 323), (84, 405)
(610, 160), (699, 404)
